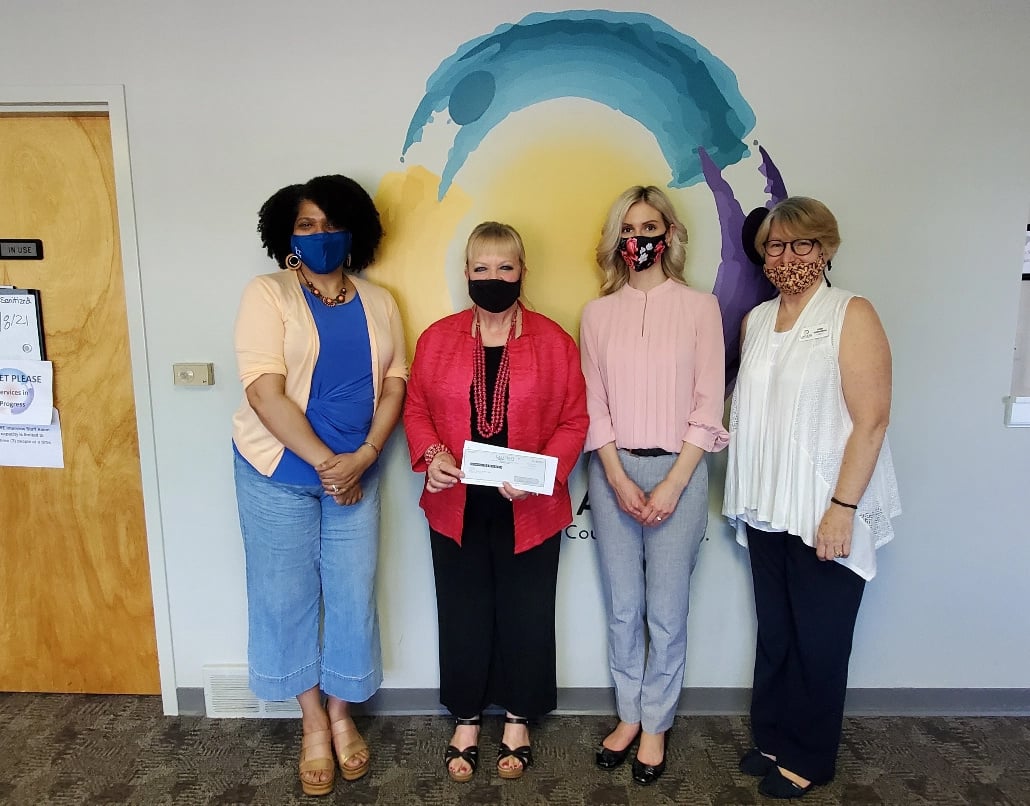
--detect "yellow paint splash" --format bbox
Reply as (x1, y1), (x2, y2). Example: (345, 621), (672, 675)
(470, 132), (679, 341)
(372, 125), (694, 350)
(370, 165), (472, 358)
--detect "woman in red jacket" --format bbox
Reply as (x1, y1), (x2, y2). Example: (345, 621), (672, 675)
(404, 221), (588, 783)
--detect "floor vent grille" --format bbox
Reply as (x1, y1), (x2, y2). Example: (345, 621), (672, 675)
(202, 664), (302, 718)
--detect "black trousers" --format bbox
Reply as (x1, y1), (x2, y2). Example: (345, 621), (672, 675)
(746, 525), (866, 785)
(430, 493), (560, 719)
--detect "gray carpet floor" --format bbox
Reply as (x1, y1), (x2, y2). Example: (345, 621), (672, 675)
(1, 694), (1029, 805)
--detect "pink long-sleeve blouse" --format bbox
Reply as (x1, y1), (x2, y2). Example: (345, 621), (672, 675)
(579, 278), (729, 454)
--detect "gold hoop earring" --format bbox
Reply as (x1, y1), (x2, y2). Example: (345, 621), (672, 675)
(285, 253), (302, 270)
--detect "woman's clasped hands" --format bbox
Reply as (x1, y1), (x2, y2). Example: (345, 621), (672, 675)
(316, 449), (376, 505)
(610, 473), (682, 527)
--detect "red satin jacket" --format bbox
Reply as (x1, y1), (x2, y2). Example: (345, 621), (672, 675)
(404, 307), (588, 553)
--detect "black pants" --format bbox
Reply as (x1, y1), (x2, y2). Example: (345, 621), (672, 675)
(747, 525), (865, 784)
(430, 493), (560, 719)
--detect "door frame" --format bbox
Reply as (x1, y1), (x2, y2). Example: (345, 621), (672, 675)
(0, 86), (177, 713)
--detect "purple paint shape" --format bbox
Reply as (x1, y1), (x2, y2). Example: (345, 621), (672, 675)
(699, 147), (777, 392)
(758, 144), (788, 206)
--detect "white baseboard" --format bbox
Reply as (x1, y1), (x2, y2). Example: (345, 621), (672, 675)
(184, 672), (1030, 719)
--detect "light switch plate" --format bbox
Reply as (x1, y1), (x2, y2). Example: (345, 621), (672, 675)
(173, 362), (215, 386)
(1004, 396), (1030, 427)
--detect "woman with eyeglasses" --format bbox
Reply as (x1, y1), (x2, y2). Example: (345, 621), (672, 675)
(580, 186), (728, 785)
(723, 197), (900, 799)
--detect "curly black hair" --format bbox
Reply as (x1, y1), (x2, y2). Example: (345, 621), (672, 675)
(257, 174), (384, 271)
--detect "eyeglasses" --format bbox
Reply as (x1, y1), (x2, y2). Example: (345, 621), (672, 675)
(764, 238), (818, 258)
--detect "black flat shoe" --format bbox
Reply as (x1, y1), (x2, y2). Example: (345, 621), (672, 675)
(595, 744), (632, 769)
(595, 727), (639, 769)
(631, 755), (666, 785)
(739, 747), (776, 777)
(758, 766), (814, 799)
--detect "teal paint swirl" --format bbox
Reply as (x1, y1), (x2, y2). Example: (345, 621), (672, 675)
(403, 10), (756, 198)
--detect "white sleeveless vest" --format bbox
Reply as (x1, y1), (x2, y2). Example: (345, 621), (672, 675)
(722, 285), (901, 580)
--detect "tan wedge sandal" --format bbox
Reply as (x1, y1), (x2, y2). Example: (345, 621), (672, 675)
(331, 718), (370, 782)
(299, 727), (335, 796)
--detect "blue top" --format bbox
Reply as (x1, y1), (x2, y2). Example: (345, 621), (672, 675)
(236, 286), (374, 486)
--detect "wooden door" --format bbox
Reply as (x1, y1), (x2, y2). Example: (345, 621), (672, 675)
(0, 113), (159, 693)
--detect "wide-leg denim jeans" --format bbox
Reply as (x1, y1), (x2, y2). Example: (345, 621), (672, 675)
(234, 453), (383, 702)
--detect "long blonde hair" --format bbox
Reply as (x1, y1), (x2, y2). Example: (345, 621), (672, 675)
(596, 186), (688, 295)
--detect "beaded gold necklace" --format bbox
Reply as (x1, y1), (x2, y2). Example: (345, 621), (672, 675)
(472, 305), (518, 438)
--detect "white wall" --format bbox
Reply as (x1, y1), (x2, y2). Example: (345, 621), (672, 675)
(3, 0), (1030, 698)
(1012, 272), (1030, 395)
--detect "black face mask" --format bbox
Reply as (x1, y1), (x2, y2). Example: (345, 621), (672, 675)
(468, 278), (521, 313)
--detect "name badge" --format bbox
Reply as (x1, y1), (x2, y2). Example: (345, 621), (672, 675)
(798, 324), (830, 342)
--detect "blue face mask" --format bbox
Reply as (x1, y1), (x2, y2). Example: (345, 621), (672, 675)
(290, 231), (352, 274)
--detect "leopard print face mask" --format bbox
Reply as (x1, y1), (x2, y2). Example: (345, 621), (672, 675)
(763, 255), (826, 295)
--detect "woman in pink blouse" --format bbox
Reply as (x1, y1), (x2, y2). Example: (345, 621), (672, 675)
(580, 186), (728, 785)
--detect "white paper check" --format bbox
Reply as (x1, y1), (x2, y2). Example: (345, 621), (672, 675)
(460, 440), (558, 496)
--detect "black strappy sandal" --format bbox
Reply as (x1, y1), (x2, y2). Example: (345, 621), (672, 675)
(444, 716), (481, 783)
(497, 716), (533, 780)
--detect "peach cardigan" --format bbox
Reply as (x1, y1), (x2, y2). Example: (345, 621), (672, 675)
(232, 270), (408, 475)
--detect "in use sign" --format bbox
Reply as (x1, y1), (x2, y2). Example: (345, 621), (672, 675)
(0, 240), (44, 260)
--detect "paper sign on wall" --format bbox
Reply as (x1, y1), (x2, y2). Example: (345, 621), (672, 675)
(0, 359), (54, 425)
(0, 407), (64, 468)
(0, 288), (46, 360)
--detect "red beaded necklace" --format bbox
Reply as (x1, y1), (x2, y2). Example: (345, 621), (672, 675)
(473, 305), (518, 438)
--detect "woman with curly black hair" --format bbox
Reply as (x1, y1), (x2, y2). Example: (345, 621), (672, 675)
(232, 174), (407, 796)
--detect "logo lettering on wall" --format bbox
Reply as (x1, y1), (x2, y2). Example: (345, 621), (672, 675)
(565, 525), (595, 540)
(566, 491), (594, 539)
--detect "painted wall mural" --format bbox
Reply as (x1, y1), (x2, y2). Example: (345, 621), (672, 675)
(370, 9), (783, 384)
(401, 11), (755, 199)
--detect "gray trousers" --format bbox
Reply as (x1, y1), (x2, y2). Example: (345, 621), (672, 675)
(588, 450), (709, 734)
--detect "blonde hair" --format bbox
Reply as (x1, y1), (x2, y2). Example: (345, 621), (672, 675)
(596, 186), (688, 295)
(465, 221), (527, 269)
(754, 196), (841, 261)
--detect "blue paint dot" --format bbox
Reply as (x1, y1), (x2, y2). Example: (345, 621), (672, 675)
(448, 71), (496, 125)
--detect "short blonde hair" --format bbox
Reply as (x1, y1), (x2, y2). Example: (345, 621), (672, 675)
(465, 221), (526, 269)
(595, 186), (688, 295)
(755, 197), (841, 261)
